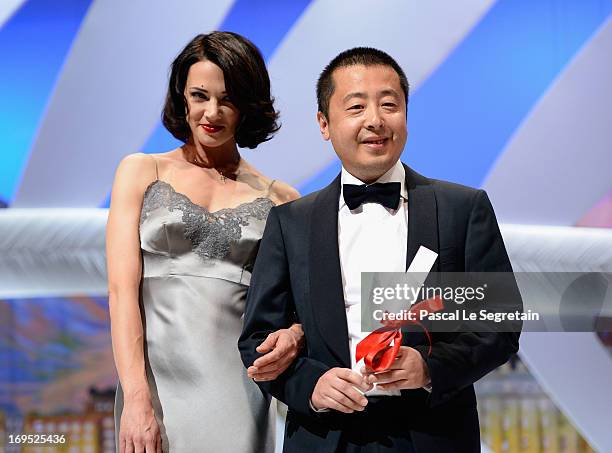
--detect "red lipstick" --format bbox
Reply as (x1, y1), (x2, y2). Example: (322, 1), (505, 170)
(200, 124), (224, 133)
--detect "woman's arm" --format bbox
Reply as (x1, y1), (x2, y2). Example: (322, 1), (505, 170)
(106, 153), (160, 452)
(246, 180), (305, 382)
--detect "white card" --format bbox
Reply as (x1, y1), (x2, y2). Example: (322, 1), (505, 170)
(407, 245), (438, 274)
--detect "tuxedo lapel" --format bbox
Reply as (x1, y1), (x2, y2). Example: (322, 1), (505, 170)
(309, 174), (351, 368)
(403, 164), (440, 347)
(405, 164), (440, 272)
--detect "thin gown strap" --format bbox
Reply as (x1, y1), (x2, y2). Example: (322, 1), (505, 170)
(150, 155), (159, 181)
(266, 179), (276, 197)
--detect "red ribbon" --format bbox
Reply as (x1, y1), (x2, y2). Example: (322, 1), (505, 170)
(355, 296), (444, 372)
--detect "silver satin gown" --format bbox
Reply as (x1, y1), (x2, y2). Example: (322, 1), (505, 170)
(114, 179), (276, 452)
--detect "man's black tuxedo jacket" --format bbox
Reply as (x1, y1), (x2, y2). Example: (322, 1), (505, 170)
(239, 164), (521, 452)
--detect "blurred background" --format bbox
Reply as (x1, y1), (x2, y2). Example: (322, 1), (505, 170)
(1, 0), (611, 451)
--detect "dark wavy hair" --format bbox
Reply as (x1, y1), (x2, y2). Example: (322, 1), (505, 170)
(317, 47), (410, 119)
(162, 32), (280, 149)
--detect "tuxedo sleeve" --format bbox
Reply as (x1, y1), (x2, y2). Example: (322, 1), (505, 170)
(238, 207), (330, 417)
(412, 189), (522, 407)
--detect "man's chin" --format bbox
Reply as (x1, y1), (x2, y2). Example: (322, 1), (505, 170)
(348, 160), (398, 183)
(362, 154), (400, 169)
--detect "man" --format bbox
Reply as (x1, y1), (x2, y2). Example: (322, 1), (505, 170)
(239, 47), (521, 452)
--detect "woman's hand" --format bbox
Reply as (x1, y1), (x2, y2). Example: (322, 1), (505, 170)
(247, 323), (305, 381)
(119, 394), (162, 453)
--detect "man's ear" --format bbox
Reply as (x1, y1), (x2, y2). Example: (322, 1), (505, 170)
(317, 111), (330, 140)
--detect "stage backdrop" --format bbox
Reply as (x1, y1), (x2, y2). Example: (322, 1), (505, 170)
(0, 0), (610, 226)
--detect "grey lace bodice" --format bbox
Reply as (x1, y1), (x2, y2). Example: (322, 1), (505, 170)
(138, 180), (275, 284)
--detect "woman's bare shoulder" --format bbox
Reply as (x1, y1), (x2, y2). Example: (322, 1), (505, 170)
(238, 159), (300, 205)
(115, 153), (155, 183)
(269, 179), (300, 205)
(112, 152), (174, 199)
(115, 149), (182, 184)
(146, 149), (183, 161)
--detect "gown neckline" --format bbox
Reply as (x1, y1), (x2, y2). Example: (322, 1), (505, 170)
(143, 179), (275, 216)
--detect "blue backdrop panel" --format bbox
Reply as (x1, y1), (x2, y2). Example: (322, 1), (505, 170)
(299, 0), (612, 194)
(0, 0), (93, 205)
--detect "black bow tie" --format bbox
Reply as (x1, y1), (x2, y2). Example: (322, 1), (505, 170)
(343, 182), (401, 210)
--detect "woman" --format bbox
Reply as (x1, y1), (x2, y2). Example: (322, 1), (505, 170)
(106, 32), (302, 453)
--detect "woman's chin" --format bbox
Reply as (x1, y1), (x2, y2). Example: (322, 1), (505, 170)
(195, 133), (232, 149)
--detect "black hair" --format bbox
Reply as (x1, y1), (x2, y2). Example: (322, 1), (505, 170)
(162, 31), (280, 148)
(316, 47), (409, 118)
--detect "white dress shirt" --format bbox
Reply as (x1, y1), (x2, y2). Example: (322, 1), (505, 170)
(339, 160), (408, 397)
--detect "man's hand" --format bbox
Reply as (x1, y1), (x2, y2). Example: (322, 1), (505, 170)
(247, 324), (304, 381)
(361, 346), (430, 390)
(311, 368), (373, 413)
